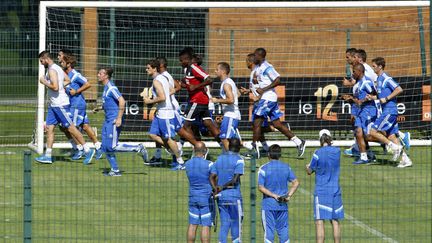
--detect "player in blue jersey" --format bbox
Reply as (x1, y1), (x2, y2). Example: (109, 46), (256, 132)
(342, 63), (377, 164)
(258, 144), (299, 243)
(96, 67), (148, 176)
(210, 138), (244, 243)
(306, 129), (344, 243)
(60, 53), (103, 160)
(143, 59), (184, 169)
(367, 57), (412, 167)
(185, 142), (213, 243)
(253, 48), (306, 158)
(35, 51), (95, 164)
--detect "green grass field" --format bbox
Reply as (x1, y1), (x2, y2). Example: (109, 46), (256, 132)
(0, 145), (430, 242)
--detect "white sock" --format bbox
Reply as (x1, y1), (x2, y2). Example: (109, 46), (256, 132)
(261, 141), (269, 151)
(291, 136), (302, 146)
(360, 152), (368, 161)
(154, 148), (162, 159)
(94, 142), (101, 150)
(388, 142), (400, 150)
(46, 148), (52, 157)
(70, 139), (77, 150)
(398, 131), (405, 139)
(83, 144), (90, 153)
(177, 157), (184, 165)
(77, 144), (84, 151)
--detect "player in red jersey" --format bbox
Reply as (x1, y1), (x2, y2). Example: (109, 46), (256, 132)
(178, 47), (221, 146)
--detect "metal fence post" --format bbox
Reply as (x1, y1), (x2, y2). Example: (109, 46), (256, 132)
(23, 151), (32, 243)
(249, 153), (257, 243)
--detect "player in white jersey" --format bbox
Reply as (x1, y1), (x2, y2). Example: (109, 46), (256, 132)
(211, 62), (242, 152)
(143, 59), (184, 168)
(252, 48), (306, 158)
(35, 51), (95, 164)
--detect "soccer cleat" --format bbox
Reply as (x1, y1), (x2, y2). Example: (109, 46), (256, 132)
(352, 159), (369, 165)
(143, 156), (163, 166)
(397, 153), (413, 168)
(343, 148), (353, 157)
(104, 169), (122, 176)
(71, 149), (84, 160)
(367, 150), (376, 162)
(401, 132), (411, 151)
(297, 139), (306, 157)
(171, 163), (185, 171)
(95, 149), (104, 160)
(138, 143), (149, 163)
(35, 155), (53, 164)
(83, 149), (95, 165)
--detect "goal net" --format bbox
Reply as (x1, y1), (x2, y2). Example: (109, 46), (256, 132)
(32, 1), (431, 154)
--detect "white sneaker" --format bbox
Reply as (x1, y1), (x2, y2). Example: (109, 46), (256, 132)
(242, 141), (254, 150)
(177, 142), (183, 156)
(391, 145), (403, 161)
(397, 154), (412, 168)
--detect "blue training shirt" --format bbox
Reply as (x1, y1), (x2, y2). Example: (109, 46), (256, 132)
(66, 69), (87, 107)
(377, 72), (399, 115)
(185, 157), (213, 205)
(355, 76), (377, 116)
(102, 81), (122, 122)
(210, 151), (244, 201)
(309, 146), (342, 196)
(258, 160), (297, 211)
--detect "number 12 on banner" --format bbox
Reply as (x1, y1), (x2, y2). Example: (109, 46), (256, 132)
(314, 84), (338, 121)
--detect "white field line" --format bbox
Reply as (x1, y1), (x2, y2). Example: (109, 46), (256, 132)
(298, 188), (399, 243)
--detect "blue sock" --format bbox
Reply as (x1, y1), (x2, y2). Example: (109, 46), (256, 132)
(106, 153), (119, 171)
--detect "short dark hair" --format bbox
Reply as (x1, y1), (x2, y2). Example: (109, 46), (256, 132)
(355, 49), (367, 62)
(64, 54), (77, 68)
(353, 63), (365, 73)
(59, 49), (73, 56)
(147, 59), (161, 72)
(156, 57), (168, 68)
(179, 47), (194, 58)
(345, 48), (357, 55)
(372, 57), (386, 69)
(228, 138), (241, 153)
(268, 144), (281, 160)
(319, 134), (332, 146)
(255, 48), (266, 58)
(100, 67), (114, 79)
(38, 50), (53, 59)
(247, 53), (255, 63)
(217, 62), (230, 74)
(192, 54), (203, 65)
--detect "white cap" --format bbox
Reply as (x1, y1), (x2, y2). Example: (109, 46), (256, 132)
(319, 129), (331, 138)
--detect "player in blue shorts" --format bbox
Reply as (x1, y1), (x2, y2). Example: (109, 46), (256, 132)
(367, 57), (412, 167)
(143, 59), (184, 169)
(35, 51), (95, 164)
(306, 129), (344, 243)
(211, 62), (242, 152)
(342, 63), (377, 164)
(253, 48), (306, 158)
(96, 67), (148, 176)
(60, 53), (103, 160)
(210, 138), (244, 243)
(258, 144), (299, 243)
(185, 142), (213, 243)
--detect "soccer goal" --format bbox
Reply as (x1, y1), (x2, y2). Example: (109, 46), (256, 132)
(31, 1), (431, 154)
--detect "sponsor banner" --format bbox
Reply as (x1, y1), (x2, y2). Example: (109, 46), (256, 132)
(118, 77), (430, 132)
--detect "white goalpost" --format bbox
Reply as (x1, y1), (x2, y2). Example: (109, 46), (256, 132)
(31, 1), (432, 154)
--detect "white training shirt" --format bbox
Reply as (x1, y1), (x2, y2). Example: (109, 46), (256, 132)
(220, 78), (241, 120)
(255, 60), (279, 102)
(152, 74), (174, 119)
(249, 67), (260, 97)
(161, 71), (180, 111)
(46, 63), (69, 107)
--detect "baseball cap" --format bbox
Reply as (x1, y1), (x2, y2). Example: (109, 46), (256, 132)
(319, 129), (331, 138)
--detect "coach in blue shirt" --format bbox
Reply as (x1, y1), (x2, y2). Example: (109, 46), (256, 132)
(185, 142), (213, 243)
(258, 144), (299, 243)
(306, 129), (344, 243)
(210, 138), (244, 243)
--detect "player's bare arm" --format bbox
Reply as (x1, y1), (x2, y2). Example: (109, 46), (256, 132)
(189, 76), (213, 91)
(70, 81), (91, 96)
(257, 76), (280, 94)
(212, 83), (234, 105)
(114, 96), (126, 127)
(41, 69), (59, 91)
(143, 80), (165, 105)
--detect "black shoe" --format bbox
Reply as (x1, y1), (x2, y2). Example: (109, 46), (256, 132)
(297, 139), (306, 157)
(143, 156), (163, 166)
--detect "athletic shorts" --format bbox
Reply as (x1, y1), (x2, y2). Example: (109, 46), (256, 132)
(219, 117), (239, 139)
(184, 103), (212, 122)
(173, 110), (184, 133)
(253, 99), (283, 122)
(261, 210), (289, 243)
(149, 116), (175, 139)
(252, 103), (269, 127)
(102, 120), (121, 153)
(189, 202), (212, 227)
(313, 194), (344, 220)
(46, 105), (73, 128)
(70, 104), (89, 126)
(354, 111), (376, 135)
(372, 113), (399, 136)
